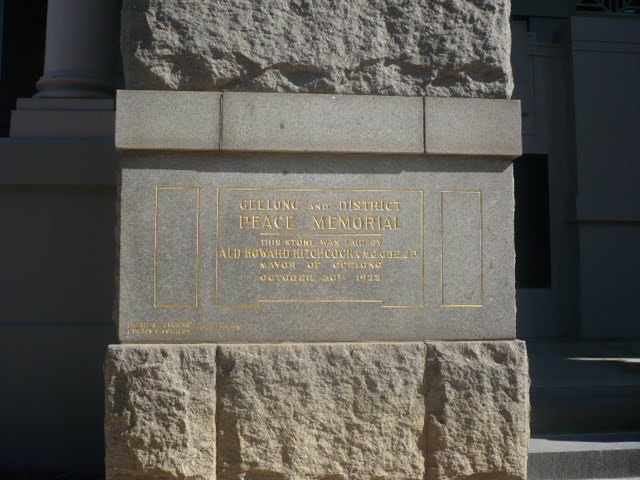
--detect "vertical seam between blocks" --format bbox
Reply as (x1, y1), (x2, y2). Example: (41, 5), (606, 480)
(219, 93), (224, 151)
(422, 96), (427, 155)
(423, 341), (429, 480)
(215, 344), (222, 480)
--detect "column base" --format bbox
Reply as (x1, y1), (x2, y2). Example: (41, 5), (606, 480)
(35, 71), (114, 99)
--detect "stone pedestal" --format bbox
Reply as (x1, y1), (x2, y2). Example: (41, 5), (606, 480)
(108, 1), (529, 479)
(106, 341), (529, 480)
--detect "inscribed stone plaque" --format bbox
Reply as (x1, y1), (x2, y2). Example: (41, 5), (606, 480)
(119, 154), (515, 343)
(215, 188), (423, 308)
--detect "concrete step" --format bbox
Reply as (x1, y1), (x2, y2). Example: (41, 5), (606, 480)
(528, 340), (640, 434)
(528, 432), (640, 480)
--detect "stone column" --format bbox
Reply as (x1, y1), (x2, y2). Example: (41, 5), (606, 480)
(35, 0), (119, 98)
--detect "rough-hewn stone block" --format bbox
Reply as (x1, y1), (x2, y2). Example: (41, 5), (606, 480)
(425, 340), (530, 480)
(104, 341), (530, 480)
(104, 344), (217, 480)
(121, 0), (513, 98)
(216, 343), (427, 480)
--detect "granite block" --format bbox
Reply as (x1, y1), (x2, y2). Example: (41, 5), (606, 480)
(221, 92), (424, 153)
(114, 91), (522, 155)
(104, 344), (217, 480)
(118, 153), (515, 343)
(424, 97), (522, 157)
(441, 191), (484, 306)
(115, 90), (221, 150)
(217, 342), (426, 480)
(153, 187), (200, 307)
(121, 0), (513, 98)
(103, 342), (530, 479)
(425, 340), (530, 480)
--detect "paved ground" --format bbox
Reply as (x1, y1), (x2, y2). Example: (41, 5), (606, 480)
(528, 339), (640, 433)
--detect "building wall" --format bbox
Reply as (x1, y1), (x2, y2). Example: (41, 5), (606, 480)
(511, 10), (640, 340)
(1, 5), (120, 472)
(569, 16), (640, 338)
(0, 141), (119, 473)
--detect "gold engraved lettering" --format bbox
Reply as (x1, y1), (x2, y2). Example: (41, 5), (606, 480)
(322, 274), (346, 282)
(319, 238), (340, 246)
(259, 274), (315, 282)
(216, 188), (424, 308)
(345, 238), (366, 246)
(332, 261), (383, 269)
(260, 261), (297, 269)
(126, 320), (193, 336)
(125, 320), (241, 336)
(311, 215), (401, 230)
(284, 238), (316, 247)
(245, 248), (291, 259)
(219, 248), (242, 258)
(260, 238), (281, 246)
(240, 214), (297, 230)
(356, 273), (382, 282)
(339, 200), (402, 211)
(193, 324), (242, 331)
(239, 199), (301, 211)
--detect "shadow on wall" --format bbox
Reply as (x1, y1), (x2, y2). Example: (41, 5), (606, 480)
(0, 186), (118, 475)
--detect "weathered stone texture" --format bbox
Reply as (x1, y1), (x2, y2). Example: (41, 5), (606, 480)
(104, 344), (217, 480)
(216, 343), (427, 480)
(121, 0), (513, 98)
(104, 342), (530, 479)
(425, 340), (530, 480)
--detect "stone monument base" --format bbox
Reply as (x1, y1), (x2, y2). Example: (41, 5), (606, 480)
(105, 341), (529, 480)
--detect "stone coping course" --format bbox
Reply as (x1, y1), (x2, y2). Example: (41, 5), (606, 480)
(115, 90), (522, 157)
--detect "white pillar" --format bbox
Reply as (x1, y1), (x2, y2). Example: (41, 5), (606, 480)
(35, 0), (119, 98)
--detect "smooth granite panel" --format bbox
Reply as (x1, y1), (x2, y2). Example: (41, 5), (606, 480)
(441, 191), (483, 306)
(114, 91), (523, 156)
(424, 97), (522, 157)
(154, 187), (200, 307)
(221, 92), (424, 153)
(118, 153), (515, 343)
(115, 90), (221, 150)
